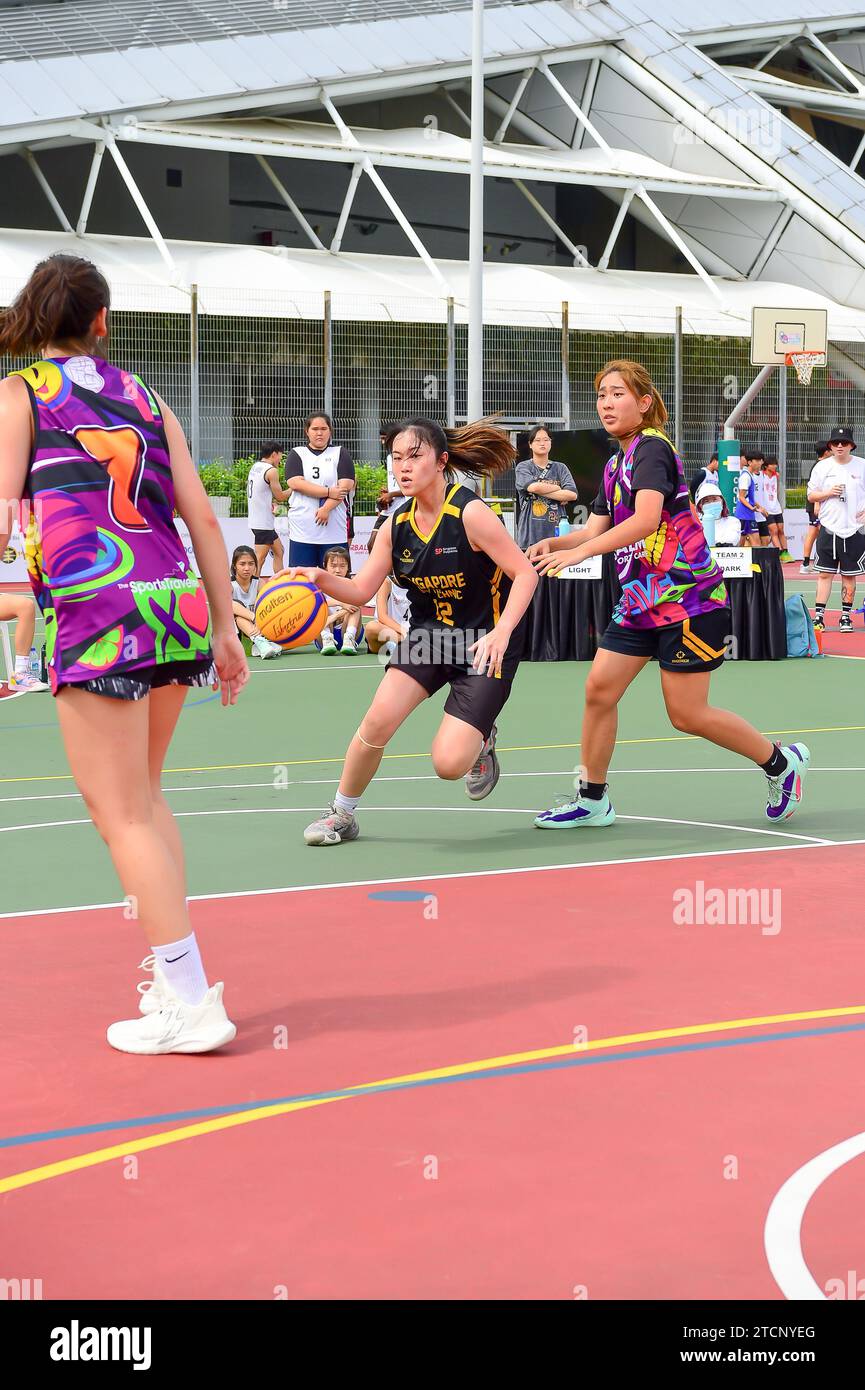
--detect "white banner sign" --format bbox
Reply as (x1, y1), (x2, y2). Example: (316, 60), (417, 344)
(711, 547), (755, 579)
(555, 555), (603, 580)
(1, 514), (380, 587)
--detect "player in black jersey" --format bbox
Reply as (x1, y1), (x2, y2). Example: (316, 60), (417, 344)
(284, 417), (537, 845)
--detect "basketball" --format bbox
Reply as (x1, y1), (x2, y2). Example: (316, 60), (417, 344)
(254, 577), (327, 649)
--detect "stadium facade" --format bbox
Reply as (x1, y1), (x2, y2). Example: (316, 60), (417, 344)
(2, 0), (865, 473)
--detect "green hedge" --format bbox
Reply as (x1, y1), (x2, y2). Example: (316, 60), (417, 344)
(199, 457), (387, 517)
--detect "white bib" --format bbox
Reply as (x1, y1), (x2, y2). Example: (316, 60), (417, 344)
(289, 444), (348, 545)
(247, 461), (276, 531)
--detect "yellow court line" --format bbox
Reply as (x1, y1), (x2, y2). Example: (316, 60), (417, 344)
(2, 1004), (862, 1197)
(1, 725), (864, 786)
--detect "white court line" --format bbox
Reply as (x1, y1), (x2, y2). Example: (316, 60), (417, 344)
(0, 805), (832, 845)
(764, 1130), (865, 1300)
(2, 837), (861, 922)
(2, 765), (861, 808)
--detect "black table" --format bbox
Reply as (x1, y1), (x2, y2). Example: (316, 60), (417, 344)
(523, 548), (787, 661)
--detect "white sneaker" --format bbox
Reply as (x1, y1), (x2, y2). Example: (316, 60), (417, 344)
(8, 672), (49, 693)
(320, 633), (338, 656)
(252, 634), (279, 660)
(137, 954), (169, 1015)
(340, 634), (358, 655)
(107, 982), (236, 1055)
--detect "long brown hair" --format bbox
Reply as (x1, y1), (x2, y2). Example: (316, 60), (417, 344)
(594, 359), (669, 432)
(0, 254), (110, 356)
(385, 416), (516, 482)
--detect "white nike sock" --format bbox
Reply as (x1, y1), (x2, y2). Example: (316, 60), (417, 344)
(152, 932), (209, 1005)
(334, 791), (360, 816)
(14, 655), (28, 678)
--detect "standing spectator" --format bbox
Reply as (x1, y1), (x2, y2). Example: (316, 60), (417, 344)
(515, 425), (578, 551)
(734, 451), (768, 547)
(762, 457), (792, 561)
(285, 412), (355, 568)
(807, 426), (865, 633)
(800, 441), (829, 575)
(689, 452), (719, 502)
(247, 442), (290, 577)
(377, 425), (405, 517)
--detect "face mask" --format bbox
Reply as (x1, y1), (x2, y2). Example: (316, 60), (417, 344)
(701, 501), (723, 520)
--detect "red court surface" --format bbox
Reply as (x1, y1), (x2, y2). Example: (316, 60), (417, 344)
(2, 845), (862, 1300)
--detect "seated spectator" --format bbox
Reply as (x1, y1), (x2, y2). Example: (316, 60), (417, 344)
(230, 545), (281, 660)
(696, 481), (741, 547)
(317, 546), (363, 656)
(365, 571), (410, 656)
(0, 591), (48, 692)
(515, 426), (577, 550)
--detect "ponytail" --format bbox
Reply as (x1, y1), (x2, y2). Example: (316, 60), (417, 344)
(385, 415), (516, 483)
(0, 254), (110, 355)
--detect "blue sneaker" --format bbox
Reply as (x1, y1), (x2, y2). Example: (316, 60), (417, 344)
(534, 789), (616, 829)
(765, 744), (810, 821)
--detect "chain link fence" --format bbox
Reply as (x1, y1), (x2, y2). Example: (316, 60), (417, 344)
(2, 275), (862, 515)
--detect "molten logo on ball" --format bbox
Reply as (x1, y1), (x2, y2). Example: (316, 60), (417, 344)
(254, 579), (327, 650)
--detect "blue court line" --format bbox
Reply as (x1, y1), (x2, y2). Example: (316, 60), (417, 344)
(2, 1020), (863, 1152)
(0, 689), (218, 731)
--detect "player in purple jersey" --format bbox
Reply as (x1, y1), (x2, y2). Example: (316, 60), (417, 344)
(0, 254), (248, 1054)
(529, 359), (809, 828)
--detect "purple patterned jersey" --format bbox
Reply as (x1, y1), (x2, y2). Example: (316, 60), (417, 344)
(11, 356), (212, 693)
(598, 429), (727, 630)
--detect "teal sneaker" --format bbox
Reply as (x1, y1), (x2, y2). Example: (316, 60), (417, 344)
(765, 743), (810, 822)
(534, 789), (616, 829)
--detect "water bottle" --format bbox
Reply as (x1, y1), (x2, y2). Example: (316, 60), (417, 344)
(28, 645), (39, 679)
(557, 518), (571, 537)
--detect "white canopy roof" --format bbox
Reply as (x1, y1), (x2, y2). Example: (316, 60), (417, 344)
(2, 225), (863, 342)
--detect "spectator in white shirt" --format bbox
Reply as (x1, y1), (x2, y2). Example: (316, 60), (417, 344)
(761, 457), (792, 561)
(247, 441), (290, 576)
(229, 545), (281, 659)
(800, 441), (829, 575)
(695, 480), (741, 547)
(285, 413), (356, 568)
(807, 426), (865, 633)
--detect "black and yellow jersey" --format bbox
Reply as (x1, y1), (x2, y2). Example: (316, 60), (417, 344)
(390, 483), (522, 672)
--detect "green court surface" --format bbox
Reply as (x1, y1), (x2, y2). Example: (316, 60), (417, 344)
(1, 640), (863, 916)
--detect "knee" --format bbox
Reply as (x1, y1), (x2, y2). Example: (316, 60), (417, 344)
(431, 747), (468, 781)
(357, 713), (392, 748)
(584, 672), (615, 709)
(666, 703), (704, 734)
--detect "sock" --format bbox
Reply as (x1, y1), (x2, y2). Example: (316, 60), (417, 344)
(580, 781), (607, 802)
(842, 602), (853, 617)
(760, 744), (787, 778)
(334, 790), (360, 816)
(14, 655), (28, 678)
(815, 603), (826, 621)
(152, 932), (208, 1005)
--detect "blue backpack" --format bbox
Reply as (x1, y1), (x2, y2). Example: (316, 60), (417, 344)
(785, 594), (821, 657)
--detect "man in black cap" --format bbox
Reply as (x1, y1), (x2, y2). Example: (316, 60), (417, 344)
(800, 440), (829, 574)
(807, 427), (865, 632)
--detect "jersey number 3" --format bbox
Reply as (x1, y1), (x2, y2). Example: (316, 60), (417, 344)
(75, 426), (150, 531)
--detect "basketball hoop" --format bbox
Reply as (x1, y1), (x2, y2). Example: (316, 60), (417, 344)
(785, 351), (826, 387)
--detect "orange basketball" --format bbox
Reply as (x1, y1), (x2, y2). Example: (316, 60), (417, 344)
(254, 577), (327, 649)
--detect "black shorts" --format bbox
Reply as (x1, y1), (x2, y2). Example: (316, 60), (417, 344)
(767, 512), (783, 526)
(599, 606), (731, 673)
(814, 528), (865, 575)
(756, 520), (770, 538)
(252, 528), (278, 546)
(806, 503), (819, 525)
(57, 659), (216, 701)
(386, 644), (516, 738)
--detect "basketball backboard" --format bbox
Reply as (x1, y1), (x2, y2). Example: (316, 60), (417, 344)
(751, 306), (827, 365)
